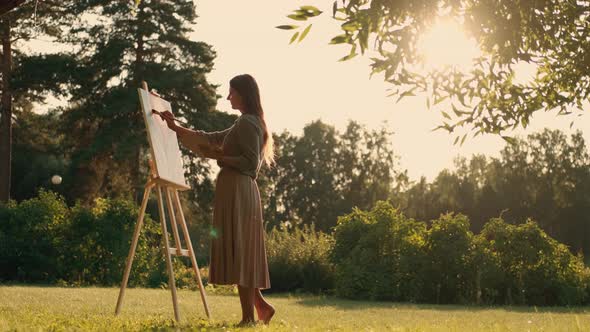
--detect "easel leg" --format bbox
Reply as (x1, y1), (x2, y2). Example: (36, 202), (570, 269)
(165, 188), (183, 254)
(156, 185), (181, 322)
(173, 190), (212, 319)
(115, 184), (153, 315)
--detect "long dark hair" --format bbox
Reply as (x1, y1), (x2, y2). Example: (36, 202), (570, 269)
(229, 74), (275, 167)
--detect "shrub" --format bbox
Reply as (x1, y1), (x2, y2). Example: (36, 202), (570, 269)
(331, 202), (590, 306)
(65, 197), (165, 286)
(266, 223), (334, 293)
(0, 191), (169, 286)
(0, 190), (69, 282)
(332, 201), (428, 301)
(423, 213), (477, 304)
(3, 191), (589, 306)
(478, 218), (589, 305)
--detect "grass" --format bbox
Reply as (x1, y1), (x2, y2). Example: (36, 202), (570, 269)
(1, 286), (590, 331)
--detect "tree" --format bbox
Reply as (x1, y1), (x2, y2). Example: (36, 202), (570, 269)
(280, 1), (589, 139)
(270, 120), (342, 231)
(397, 128), (590, 256)
(257, 130), (299, 228)
(497, 129), (590, 254)
(0, 17), (12, 203)
(0, 1), (75, 203)
(60, 0), (229, 204)
(259, 119), (407, 232)
(338, 121), (408, 213)
(11, 107), (67, 201)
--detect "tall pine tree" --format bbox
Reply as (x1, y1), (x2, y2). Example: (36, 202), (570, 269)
(0, 1), (76, 203)
(61, 0), (233, 204)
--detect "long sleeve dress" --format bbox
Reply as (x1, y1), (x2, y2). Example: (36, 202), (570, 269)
(177, 114), (271, 289)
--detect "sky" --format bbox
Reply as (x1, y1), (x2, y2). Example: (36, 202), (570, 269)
(189, 0), (590, 182)
(23, 1), (589, 182)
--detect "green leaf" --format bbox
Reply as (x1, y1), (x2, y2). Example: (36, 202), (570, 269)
(426, 97), (431, 109)
(431, 125), (444, 132)
(339, 52), (357, 62)
(332, 1), (337, 17)
(386, 89), (400, 97)
(330, 35), (348, 44)
(342, 21), (358, 32)
(431, 123), (454, 133)
(501, 136), (517, 145)
(359, 28), (369, 54)
(299, 24), (312, 42)
(454, 136), (460, 145)
(276, 25), (299, 30)
(290, 31), (300, 44)
(442, 111), (451, 120)
(458, 93), (467, 107)
(288, 14), (308, 21)
(300, 5), (322, 16)
(460, 134), (467, 146)
(452, 104), (463, 117)
(396, 89), (415, 103)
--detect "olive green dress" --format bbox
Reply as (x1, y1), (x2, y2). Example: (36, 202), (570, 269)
(178, 114), (270, 289)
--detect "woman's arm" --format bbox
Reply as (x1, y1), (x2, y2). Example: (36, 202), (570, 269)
(159, 110), (232, 153)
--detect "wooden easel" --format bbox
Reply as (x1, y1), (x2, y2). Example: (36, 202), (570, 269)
(115, 82), (211, 322)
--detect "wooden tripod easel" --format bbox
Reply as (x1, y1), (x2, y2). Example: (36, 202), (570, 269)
(115, 83), (211, 322)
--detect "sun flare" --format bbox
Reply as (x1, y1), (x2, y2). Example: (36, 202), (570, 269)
(417, 19), (481, 71)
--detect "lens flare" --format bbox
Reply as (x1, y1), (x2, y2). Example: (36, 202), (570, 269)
(417, 19), (481, 71)
(209, 227), (218, 239)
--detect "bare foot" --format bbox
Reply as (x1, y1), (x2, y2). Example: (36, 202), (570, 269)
(255, 303), (275, 325)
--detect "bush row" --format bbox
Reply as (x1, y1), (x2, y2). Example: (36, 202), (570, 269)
(2, 192), (588, 305)
(0, 190), (167, 286)
(331, 201), (590, 305)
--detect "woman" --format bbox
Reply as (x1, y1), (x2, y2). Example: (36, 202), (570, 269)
(159, 74), (275, 326)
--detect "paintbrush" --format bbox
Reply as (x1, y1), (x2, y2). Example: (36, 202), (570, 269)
(152, 109), (191, 127)
(148, 89), (191, 127)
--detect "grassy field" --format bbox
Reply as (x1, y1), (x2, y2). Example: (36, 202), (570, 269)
(1, 286), (589, 331)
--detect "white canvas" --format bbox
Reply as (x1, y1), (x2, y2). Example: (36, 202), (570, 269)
(138, 88), (189, 189)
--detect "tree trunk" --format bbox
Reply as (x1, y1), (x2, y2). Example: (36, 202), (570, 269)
(132, 1), (145, 203)
(0, 19), (12, 203)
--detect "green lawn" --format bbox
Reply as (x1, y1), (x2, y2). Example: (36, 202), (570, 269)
(0, 286), (589, 331)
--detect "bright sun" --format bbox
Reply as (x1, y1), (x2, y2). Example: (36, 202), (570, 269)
(417, 19), (481, 71)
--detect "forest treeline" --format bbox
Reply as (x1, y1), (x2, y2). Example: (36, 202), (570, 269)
(259, 123), (590, 259)
(10, 106), (590, 260)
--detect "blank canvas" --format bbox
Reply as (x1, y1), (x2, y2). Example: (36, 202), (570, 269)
(138, 88), (189, 190)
